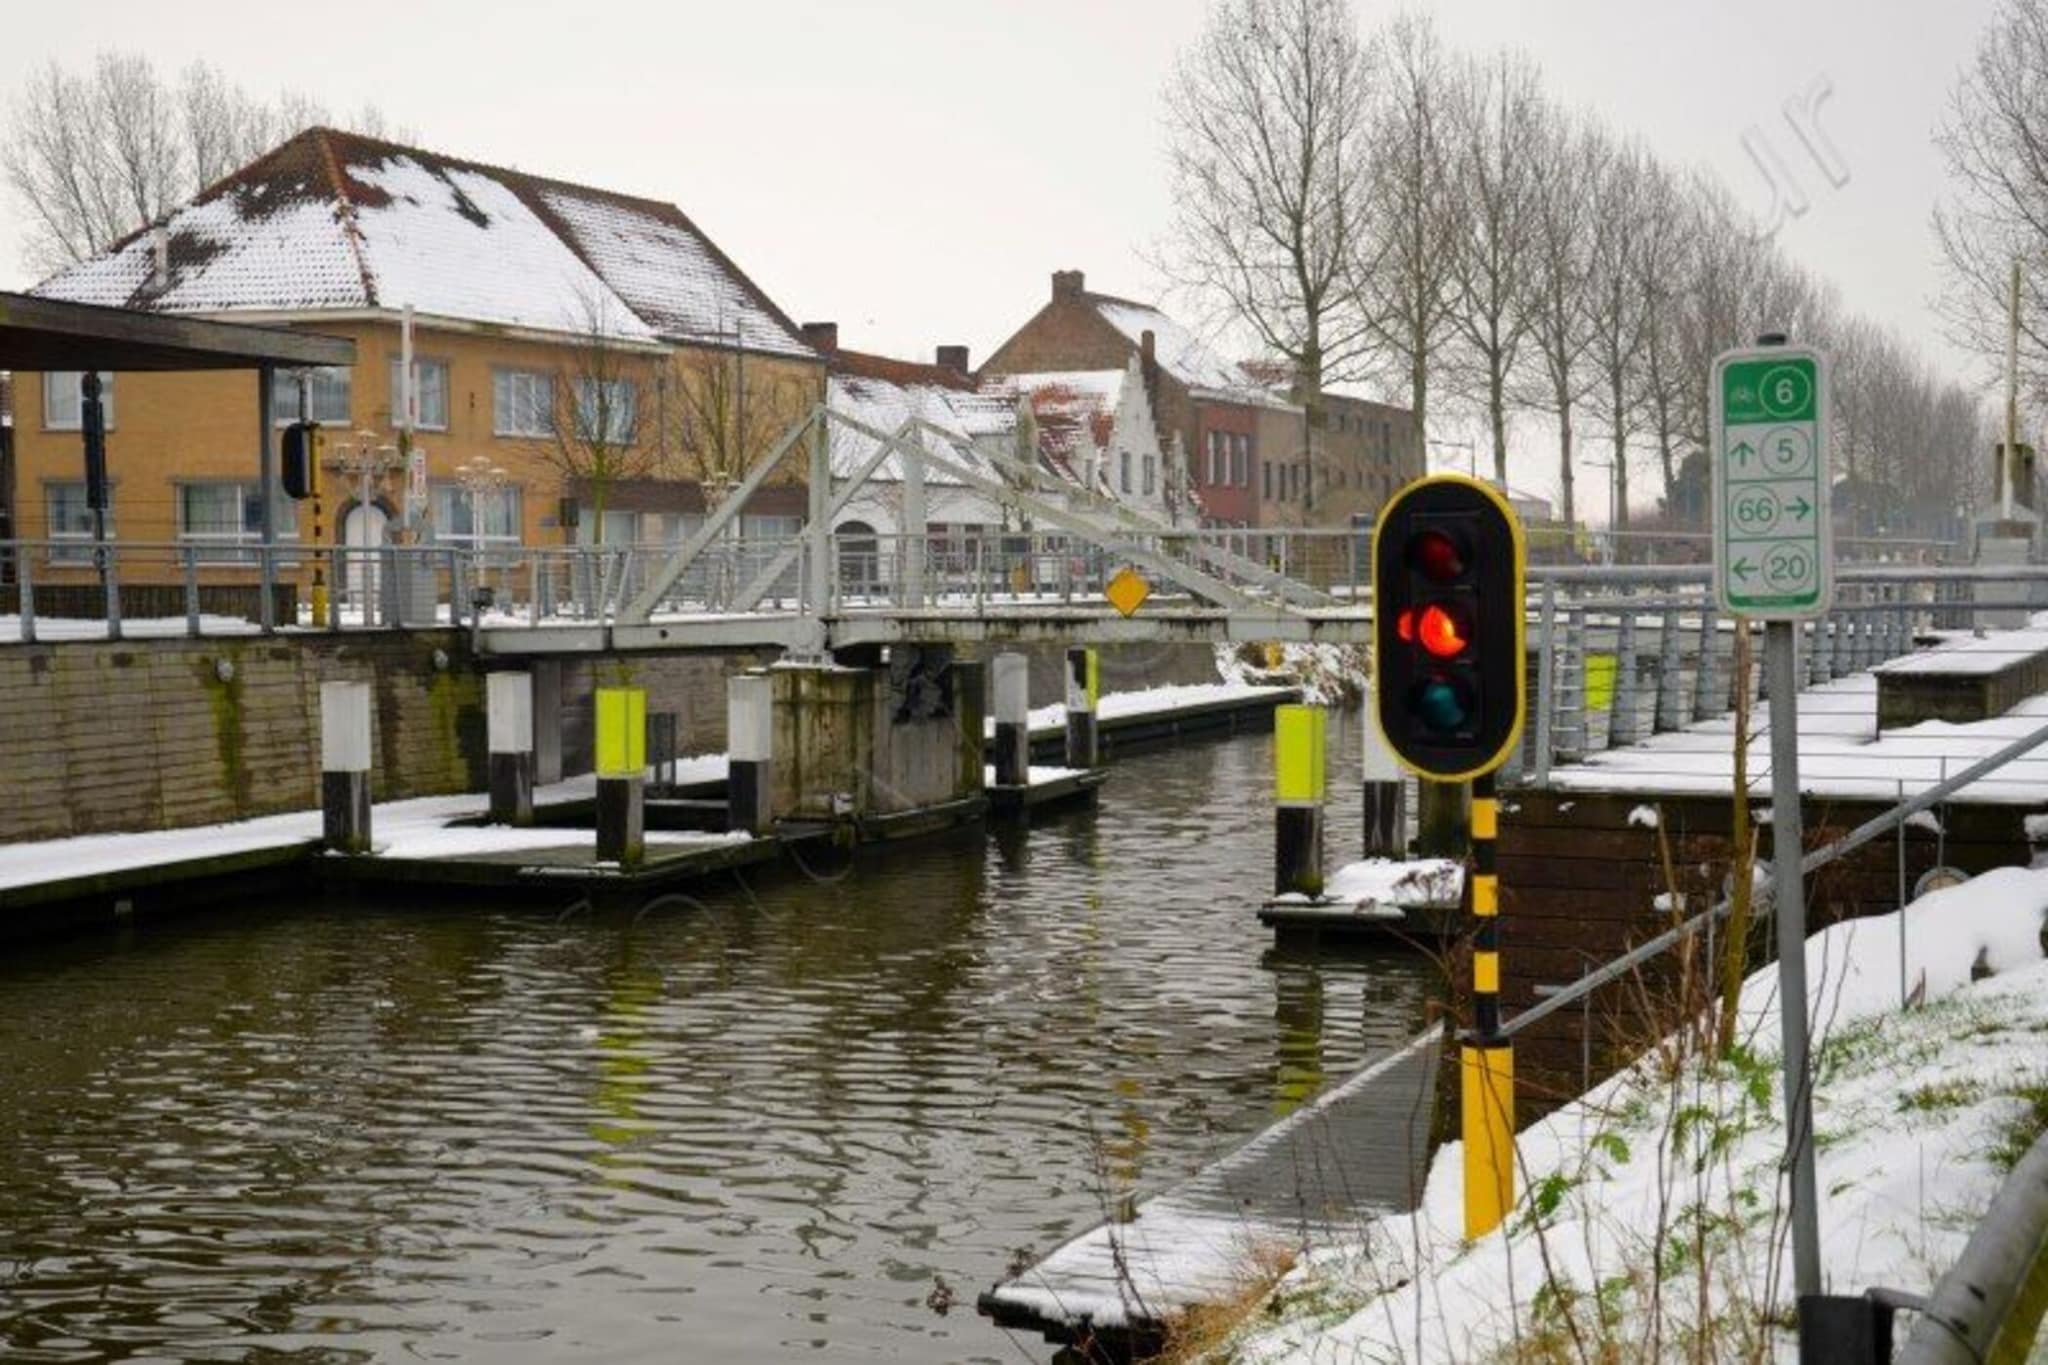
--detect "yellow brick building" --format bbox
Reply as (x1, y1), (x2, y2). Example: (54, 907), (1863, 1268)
(14, 128), (823, 587)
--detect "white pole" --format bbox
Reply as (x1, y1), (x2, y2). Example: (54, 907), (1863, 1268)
(2005, 258), (2020, 521)
(401, 303), (417, 530)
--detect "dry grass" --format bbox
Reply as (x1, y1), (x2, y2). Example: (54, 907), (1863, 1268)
(1146, 1238), (1300, 1364)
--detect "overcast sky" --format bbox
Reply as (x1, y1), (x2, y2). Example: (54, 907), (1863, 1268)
(0, 0), (2002, 509)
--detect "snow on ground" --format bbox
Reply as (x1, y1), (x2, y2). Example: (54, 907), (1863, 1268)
(1271, 857), (1464, 910)
(1874, 626), (2048, 677)
(1551, 672), (2048, 802)
(0, 613), (264, 643)
(983, 679), (1296, 738)
(1227, 871), (2048, 1364)
(0, 761), (733, 890)
(1216, 641), (1370, 707)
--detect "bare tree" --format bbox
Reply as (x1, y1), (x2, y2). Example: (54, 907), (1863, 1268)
(661, 335), (813, 491)
(1582, 137), (1656, 527)
(1630, 159), (1696, 511)
(1520, 116), (1602, 527)
(1934, 0), (2048, 407)
(1161, 0), (1377, 414)
(1354, 12), (1463, 444)
(536, 296), (665, 538)
(3, 50), (400, 272)
(1442, 50), (1545, 488)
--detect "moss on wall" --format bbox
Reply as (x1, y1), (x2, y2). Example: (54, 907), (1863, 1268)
(195, 649), (251, 818)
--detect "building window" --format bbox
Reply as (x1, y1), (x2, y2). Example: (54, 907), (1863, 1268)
(494, 369), (555, 438)
(272, 367), (351, 424)
(1120, 449), (1132, 494)
(1142, 454), (1156, 495)
(1262, 461), (1272, 500)
(1207, 431), (1224, 486)
(575, 378), (637, 444)
(42, 372), (114, 431)
(1231, 433), (1249, 486)
(176, 481), (298, 562)
(430, 481), (522, 545)
(390, 358), (450, 431)
(46, 480), (112, 560)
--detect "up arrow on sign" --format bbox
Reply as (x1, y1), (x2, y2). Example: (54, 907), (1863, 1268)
(1731, 440), (1755, 467)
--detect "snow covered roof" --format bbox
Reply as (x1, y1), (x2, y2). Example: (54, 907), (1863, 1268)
(826, 350), (1015, 485)
(984, 369), (1127, 487)
(1080, 293), (1289, 405)
(31, 128), (815, 359)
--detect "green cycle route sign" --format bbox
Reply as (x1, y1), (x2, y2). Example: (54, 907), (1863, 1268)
(1711, 345), (1833, 618)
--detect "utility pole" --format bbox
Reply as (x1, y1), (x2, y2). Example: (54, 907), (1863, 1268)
(2004, 257), (2021, 522)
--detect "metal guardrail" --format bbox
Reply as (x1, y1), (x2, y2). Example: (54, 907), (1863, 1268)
(1896, 1127), (2048, 1363)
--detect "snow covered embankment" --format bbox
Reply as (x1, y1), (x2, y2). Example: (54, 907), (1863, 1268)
(1227, 870), (2048, 1364)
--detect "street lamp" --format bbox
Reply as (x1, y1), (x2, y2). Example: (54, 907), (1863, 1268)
(455, 455), (508, 554)
(328, 430), (402, 618)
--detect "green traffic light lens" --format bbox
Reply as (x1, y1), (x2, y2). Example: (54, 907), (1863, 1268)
(1411, 675), (1473, 734)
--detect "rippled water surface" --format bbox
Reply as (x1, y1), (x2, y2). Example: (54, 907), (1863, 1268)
(0, 722), (1434, 1362)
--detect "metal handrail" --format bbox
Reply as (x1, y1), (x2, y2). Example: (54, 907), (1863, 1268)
(1500, 706), (2048, 1040)
(1896, 1128), (2048, 1363)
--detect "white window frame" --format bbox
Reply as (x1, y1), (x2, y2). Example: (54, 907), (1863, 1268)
(42, 372), (114, 432)
(390, 357), (451, 432)
(429, 480), (523, 548)
(272, 367), (351, 426)
(574, 377), (637, 445)
(175, 479), (300, 563)
(46, 479), (111, 561)
(494, 368), (555, 438)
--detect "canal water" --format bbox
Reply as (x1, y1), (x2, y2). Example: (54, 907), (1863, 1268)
(0, 718), (1436, 1363)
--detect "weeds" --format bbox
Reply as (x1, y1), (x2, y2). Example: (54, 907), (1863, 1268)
(1988, 1075), (2048, 1171)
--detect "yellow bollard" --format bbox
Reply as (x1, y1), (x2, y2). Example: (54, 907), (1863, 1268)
(1461, 1042), (1514, 1236)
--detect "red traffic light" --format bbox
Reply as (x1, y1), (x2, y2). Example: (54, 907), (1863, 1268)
(1408, 529), (1465, 582)
(1396, 608), (1415, 643)
(1416, 603), (1471, 659)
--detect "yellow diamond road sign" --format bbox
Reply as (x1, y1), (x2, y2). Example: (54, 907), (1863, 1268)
(1104, 566), (1151, 617)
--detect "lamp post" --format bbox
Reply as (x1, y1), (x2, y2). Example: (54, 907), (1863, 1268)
(332, 429), (401, 618)
(455, 455), (508, 555)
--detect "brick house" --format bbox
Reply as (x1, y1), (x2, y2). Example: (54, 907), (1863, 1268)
(15, 127), (824, 589)
(984, 270), (1420, 529)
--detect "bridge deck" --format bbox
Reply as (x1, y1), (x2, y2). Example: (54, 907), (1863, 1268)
(979, 1024), (1442, 1348)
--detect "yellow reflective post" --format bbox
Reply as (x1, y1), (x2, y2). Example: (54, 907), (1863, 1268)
(1273, 704), (1327, 897)
(1463, 770), (1514, 1237)
(595, 687), (647, 778)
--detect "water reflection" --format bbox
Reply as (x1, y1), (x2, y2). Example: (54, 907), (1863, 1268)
(0, 719), (1435, 1362)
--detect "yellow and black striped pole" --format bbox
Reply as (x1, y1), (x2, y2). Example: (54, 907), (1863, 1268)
(1462, 768), (1514, 1236)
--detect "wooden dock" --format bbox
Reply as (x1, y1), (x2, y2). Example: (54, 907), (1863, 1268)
(1258, 858), (1465, 944)
(979, 1024), (1443, 1354)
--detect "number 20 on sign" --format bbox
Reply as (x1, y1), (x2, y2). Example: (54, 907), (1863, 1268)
(1711, 344), (1834, 619)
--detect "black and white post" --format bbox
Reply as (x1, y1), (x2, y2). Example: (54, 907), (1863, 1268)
(727, 673), (772, 835)
(320, 679), (372, 854)
(1064, 646), (1098, 770)
(1362, 689), (1407, 859)
(992, 652), (1030, 786)
(487, 671), (534, 826)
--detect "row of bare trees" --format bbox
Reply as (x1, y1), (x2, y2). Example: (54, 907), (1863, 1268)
(3, 51), (403, 274)
(1162, 1), (1984, 536)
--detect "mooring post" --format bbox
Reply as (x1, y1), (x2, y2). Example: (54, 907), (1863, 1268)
(1362, 692), (1406, 858)
(594, 686), (646, 867)
(992, 652), (1030, 786)
(319, 679), (373, 854)
(1273, 703), (1326, 898)
(727, 673), (772, 835)
(1064, 646), (1099, 769)
(486, 671), (534, 826)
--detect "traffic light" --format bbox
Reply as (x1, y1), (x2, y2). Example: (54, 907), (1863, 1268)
(1372, 475), (1526, 780)
(281, 421), (321, 500)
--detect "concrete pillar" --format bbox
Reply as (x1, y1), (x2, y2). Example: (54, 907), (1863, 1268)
(727, 673), (772, 835)
(320, 679), (372, 854)
(991, 652), (1030, 786)
(1361, 702), (1406, 859)
(487, 671), (534, 826)
(1064, 646), (1099, 769)
(1274, 703), (1326, 898)
(594, 686), (645, 867)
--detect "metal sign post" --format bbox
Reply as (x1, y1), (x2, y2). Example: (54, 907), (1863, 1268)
(1712, 338), (1830, 1319)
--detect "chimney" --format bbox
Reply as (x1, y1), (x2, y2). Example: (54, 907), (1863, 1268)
(801, 321), (839, 354)
(149, 224), (169, 292)
(1140, 329), (1156, 369)
(1052, 269), (1085, 301)
(935, 344), (970, 376)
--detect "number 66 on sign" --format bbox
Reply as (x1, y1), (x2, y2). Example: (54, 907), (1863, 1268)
(1711, 344), (1834, 619)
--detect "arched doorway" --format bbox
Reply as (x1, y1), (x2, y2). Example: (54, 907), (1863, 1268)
(834, 520), (880, 600)
(341, 501), (389, 617)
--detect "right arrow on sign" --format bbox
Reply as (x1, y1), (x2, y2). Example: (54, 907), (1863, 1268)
(1789, 495), (1813, 521)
